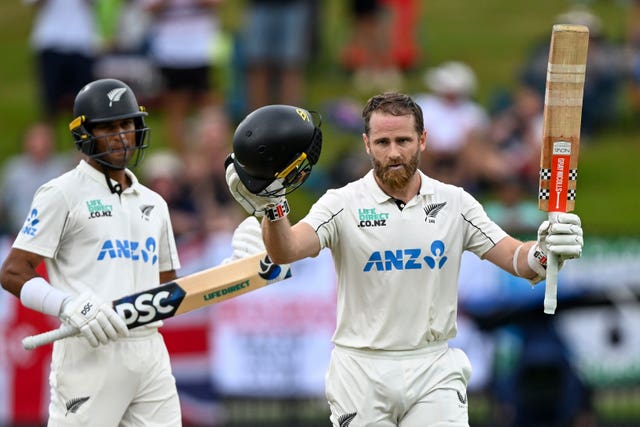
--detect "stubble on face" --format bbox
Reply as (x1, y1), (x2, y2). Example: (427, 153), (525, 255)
(371, 149), (419, 191)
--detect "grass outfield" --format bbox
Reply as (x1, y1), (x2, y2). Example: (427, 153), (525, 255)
(0, 1), (638, 235)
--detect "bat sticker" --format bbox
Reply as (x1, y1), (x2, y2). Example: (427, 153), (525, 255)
(113, 282), (186, 328)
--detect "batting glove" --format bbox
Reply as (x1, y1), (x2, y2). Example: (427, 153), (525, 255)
(528, 212), (584, 283)
(221, 216), (266, 264)
(59, 291), (129, 347)
(221, 217), (292, 281)
(225, 161), (290, 221)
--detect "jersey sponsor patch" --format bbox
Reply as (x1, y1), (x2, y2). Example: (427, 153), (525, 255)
(356, 207), (389, 228)
(86, 199), (113, 219)
(20, 208), (40, 237)
(97, 237), (158, 264)
(363, 241), (448, 272)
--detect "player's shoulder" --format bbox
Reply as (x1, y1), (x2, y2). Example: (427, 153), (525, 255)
(134, 181), (169, 206)
(421, 173), (477, 205)
(37, 164), (80, 192)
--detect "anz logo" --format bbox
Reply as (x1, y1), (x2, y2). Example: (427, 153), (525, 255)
(97, 237), (159, 264)
(363, 240), (448, 272)
(21, 208), (40, 237)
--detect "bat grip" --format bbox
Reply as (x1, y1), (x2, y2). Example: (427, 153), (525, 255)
(22, 324), (79, 350)
(543, 212), (560, 314)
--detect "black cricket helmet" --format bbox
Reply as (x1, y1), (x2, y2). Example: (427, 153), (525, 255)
(229, 104), (322, 196)
(69, 78), (150, 169)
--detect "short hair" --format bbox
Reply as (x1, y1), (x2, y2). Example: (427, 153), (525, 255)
(362, 92), (424, 137)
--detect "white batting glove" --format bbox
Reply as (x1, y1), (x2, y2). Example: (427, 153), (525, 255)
(528, 213), (584, 283)
(230, 216), (265, 259)
(225, 160), (290, 221)
(59, 292), (129, 347)
(221, 217), (292, 282)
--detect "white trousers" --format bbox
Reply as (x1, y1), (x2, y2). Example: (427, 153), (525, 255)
(326, 342), (472, 427)
(47, 330), (181, 427)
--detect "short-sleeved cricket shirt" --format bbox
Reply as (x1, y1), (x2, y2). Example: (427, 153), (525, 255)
(302, 170), (507, 350)
(12, 160), (180, 305)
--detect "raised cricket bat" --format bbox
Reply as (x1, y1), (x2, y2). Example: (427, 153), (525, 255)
(22, 252), (291, 349)
(538, 24), (589, 314)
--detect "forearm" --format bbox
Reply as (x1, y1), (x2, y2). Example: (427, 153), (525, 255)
(484, 237), (540, 281)
(262, 216), (296, 264)
(261, 217), (319, 264)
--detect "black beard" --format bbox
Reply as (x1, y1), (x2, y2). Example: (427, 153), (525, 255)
(372, 152), (419, 191)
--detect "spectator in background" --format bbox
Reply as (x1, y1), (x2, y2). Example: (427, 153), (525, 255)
(142, 0), (224, 154)
(141, 150), (201, 244)
(484, 175), (546, 237)
(340, 0), (403, 92)
(483, 86), (544, 194)
(242, 0), (312, 111)
(519, 5), (625, 137)
(414, 61), (490, 190)
(0, 122), (73, 236)
(182, 107), (243, 236)
(24, 0), (98, 124)
(91, 0), (163, 102)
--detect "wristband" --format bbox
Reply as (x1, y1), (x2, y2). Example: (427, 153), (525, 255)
(264, 199), (290, 222)
(512, 243), (525, 277)
(20, 277), (70, 316)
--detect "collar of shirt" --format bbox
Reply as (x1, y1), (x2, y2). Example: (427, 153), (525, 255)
(76, 160), (141, 195)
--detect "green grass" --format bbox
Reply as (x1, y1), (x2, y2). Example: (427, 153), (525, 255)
(1, 1), (638, 235)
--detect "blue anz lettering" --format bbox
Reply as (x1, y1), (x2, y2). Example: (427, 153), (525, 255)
(404, 248), (422, 269)
(116, 240), (130, 258)
(363, 242), (448, 272)
(97, 238), (158, 264)
(363, 251), (384, 272)
(384, 250), (403, 270)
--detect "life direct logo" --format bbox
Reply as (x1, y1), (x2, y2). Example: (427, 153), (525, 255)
(97, 237), (159, 264)
(363, 241), (448, 272)
(357, 208), (389, 228)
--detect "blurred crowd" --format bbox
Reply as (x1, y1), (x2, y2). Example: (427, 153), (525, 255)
(1, 1), (640, 425)
(5, 1), (639, 240)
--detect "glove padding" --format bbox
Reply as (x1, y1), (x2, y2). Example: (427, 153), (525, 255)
(221, 217), (292, 282)
(528, 212), (584, 281)
(60, 291), (129, 347)
(223, 216), (266, 264)
(225, 160), (287, 219)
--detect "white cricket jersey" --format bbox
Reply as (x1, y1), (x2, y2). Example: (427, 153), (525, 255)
(302, 170), (507, 350)
(13, 160), (180, 308)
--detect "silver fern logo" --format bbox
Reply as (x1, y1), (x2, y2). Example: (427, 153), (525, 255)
(424, 201), (447, 223)
(338, 412), (357, 427)
(107, 87), (127, 107)
(140, 204), (155, 221)
(65, 396), (90, 415)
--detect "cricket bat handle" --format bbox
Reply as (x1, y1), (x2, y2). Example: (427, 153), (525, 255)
(22, 324), (78, 350)
(543, 212), (560, 314)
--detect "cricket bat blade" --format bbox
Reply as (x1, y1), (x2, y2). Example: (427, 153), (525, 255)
(23, 252), (291, 350)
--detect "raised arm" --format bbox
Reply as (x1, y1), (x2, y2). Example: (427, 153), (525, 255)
(262, 217), (321, 265)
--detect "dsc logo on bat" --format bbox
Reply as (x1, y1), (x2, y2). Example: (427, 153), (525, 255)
(113, 283), (186, 328)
